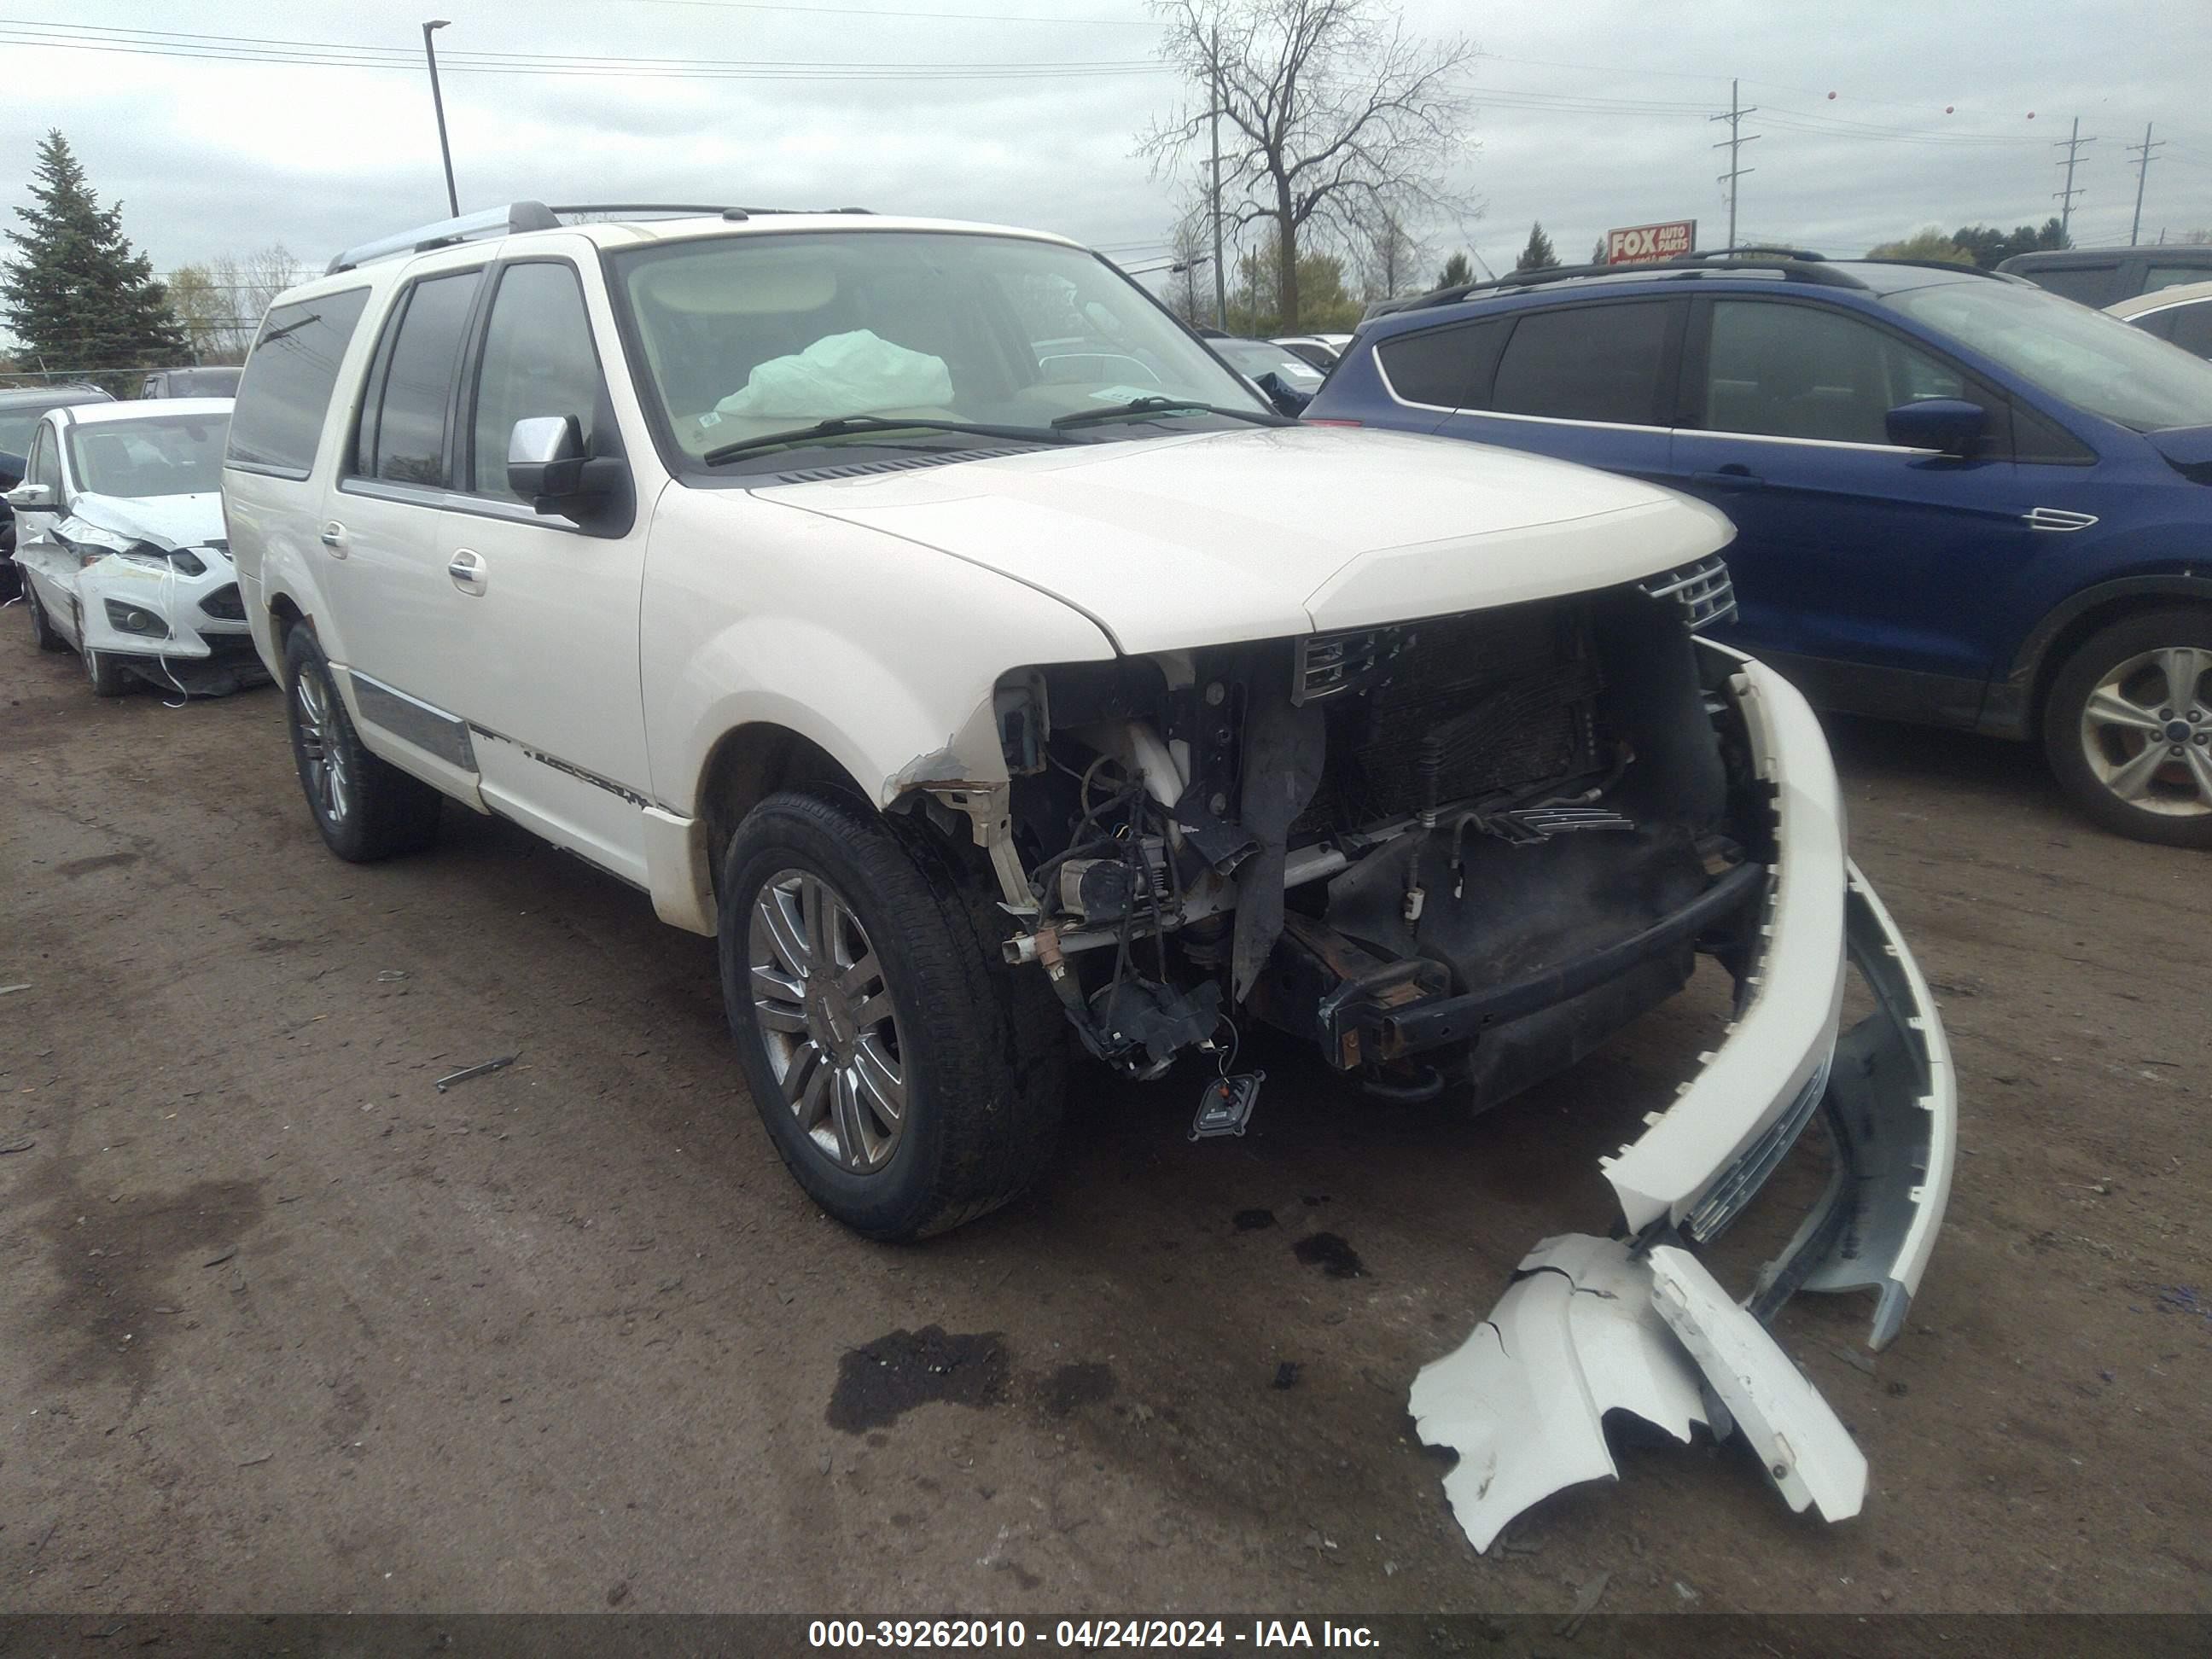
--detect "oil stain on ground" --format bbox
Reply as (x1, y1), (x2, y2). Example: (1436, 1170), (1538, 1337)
(1292, 1231), (1367, 1278)
(827, 1325), (1010, 1433)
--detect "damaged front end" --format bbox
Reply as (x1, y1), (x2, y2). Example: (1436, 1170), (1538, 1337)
(55, 504), (265, 695)
(910, 555), (1953, 1551)
(979, 557), (1769, 1104)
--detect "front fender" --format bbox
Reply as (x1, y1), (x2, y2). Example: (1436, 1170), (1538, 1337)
(641, 485), (1115, 814)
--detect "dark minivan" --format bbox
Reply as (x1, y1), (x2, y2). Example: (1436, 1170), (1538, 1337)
(1997, 244), (2212, 309)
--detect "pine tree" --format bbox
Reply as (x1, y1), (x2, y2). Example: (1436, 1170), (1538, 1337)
(1437, 251), (1475, 288)
(1514, 221), (1561, 272)
(3, 131), (185, 383)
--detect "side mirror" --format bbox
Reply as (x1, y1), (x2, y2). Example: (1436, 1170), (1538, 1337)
(1253, 370), (1313, 417)
(1885, 398), (1987, 458)
(3, 480), (56, 511)
(508, 415), (591, 509)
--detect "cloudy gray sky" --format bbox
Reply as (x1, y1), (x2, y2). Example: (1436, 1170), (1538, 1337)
(6, 0), (2210, 329)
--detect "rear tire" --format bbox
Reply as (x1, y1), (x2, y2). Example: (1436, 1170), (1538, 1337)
(719, 789), (1066, 1241)
(23, 580), (66, 652)
(2043, 608), (2212, 848)
(282, 626), (444, 861)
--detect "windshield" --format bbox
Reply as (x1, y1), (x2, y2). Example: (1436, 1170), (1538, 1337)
(1887, 279), (2212, 431)
(610, 230), (1268, 465)
(65, 412), (229, 498)
(1214, 338), (1325, 389)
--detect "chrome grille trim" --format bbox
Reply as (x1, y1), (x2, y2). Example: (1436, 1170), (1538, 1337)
(1639, 555), (1737, 630)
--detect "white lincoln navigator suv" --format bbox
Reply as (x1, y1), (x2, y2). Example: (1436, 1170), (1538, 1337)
(224, 203), (1955, 1542)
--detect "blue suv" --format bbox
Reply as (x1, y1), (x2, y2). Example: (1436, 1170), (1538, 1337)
(1308, 250), (2212, 846)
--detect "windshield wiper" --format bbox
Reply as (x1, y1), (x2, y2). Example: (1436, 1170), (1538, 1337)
(1050, 396), (1291, 431)
(700, 415), (1068, 467)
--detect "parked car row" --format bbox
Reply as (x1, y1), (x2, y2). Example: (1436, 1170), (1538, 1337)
(1314, 247), (2212, 846)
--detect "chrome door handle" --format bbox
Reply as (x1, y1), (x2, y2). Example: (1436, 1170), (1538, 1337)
(447, 550), (486, 594)
(319, 521), (347, 555)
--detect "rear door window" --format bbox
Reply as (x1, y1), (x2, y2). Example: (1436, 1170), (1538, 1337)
(355, 271), (483, 488)
(1487, 302), (1674, 425)
(226, 288), (372, 478)
(1376, 320), (1502, 409)
(2025, 265), (2121, 306)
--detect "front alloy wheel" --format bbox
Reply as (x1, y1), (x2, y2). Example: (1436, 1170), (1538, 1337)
(748, 868), (908, 1173)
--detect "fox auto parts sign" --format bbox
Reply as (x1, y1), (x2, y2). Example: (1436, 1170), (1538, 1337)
(1607, 220), (1697, 264)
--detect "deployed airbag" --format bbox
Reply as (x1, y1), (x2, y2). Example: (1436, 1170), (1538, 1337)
(716, 329), (953, 420)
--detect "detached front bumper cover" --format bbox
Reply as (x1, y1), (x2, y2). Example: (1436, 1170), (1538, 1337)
(1412, 659), (1956, 1553)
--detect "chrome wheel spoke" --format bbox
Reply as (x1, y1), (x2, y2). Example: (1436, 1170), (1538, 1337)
(757, 882), (813, 978)
(2105, 741), (2169, 801)
(2184, 743), (2212, 806)
(851, 1034), (905, 1126)
(2157, 646), (2209, 713)
(2083, 688), (2163, 736)
(746, 864), (908, 1175)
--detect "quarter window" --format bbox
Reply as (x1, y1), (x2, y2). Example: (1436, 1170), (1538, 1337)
(1700, 300), (1963, 445)
(2164, 300), (2212, 360)
(227, 287), (372, 479)
(467, 264), (604, 500)
(358, 271), (482, 487)
(1488, 304), (1672, 425)
(1377, 321), (1499, 408)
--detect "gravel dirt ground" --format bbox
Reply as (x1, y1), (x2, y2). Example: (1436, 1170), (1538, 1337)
(3, 622), (2208, 1621)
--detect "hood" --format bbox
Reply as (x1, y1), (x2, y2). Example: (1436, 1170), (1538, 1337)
(65, 491), (225, 550)
(756, 426), (1733, 654)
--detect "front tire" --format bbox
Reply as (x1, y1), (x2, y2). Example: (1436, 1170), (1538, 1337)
(2044, 608), (2212, 848)
(83, 632), (131, 698)
(719, 790), (1065, 1241)
(282, 626), (444, 861)
(23, 580), (66, 652)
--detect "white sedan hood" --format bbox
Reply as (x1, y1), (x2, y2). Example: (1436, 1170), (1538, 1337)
(66, 491), (224, 551)
(759, 426), (1733, 653)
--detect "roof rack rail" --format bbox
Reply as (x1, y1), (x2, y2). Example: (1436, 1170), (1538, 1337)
(328, 201), (560, 274)
(328, 200), (877, 274)
(1378, 245), (1869, 316)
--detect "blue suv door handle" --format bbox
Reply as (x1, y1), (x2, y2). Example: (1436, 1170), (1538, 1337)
(1692, 467), (1764, 490)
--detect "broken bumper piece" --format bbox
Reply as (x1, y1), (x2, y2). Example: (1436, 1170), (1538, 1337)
(1412, 693), (1956, 1552)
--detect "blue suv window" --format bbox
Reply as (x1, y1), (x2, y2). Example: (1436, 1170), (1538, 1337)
(1377, 320), (1502, 409)
(1701, 299), (1959, 446)
(1488, 302), (1672, 425)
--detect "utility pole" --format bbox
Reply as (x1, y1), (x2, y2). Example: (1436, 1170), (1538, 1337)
(2052, 116), (2097, 242)
(2127, 123), (2165, 246)
(422, 20), (460, 218)
(1208, 25), (1226, 329)
(1709, 79), (1760, 249)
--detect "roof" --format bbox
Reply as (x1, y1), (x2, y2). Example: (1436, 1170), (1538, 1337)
(0, 382), (111, 408)
(2000, 244), (2212, 271)
(63, 396), (232, 426)
(2106, 279), (2212, 318)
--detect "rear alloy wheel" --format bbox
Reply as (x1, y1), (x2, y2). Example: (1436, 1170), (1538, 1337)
(2045, 609), (2212, 847)
(282, 626), (444, 862)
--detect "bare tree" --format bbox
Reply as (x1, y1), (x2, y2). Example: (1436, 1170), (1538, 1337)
(1140, 0), (1476, 330)
(1166, 207), (1213, 323)
(1357, 202), (1422, 303)
(207, 243), (306, 358)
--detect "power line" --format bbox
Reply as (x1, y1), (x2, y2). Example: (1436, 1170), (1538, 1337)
(2052, 116), (2098, 238)
(1711, 78), (1760, 248)
(583, 0), (1153, 21)
(2127, 123), (2166, 244)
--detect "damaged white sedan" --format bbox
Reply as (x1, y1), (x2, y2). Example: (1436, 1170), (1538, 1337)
(7, 397), (263, 696)
(224, 208), (1953, 1540)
